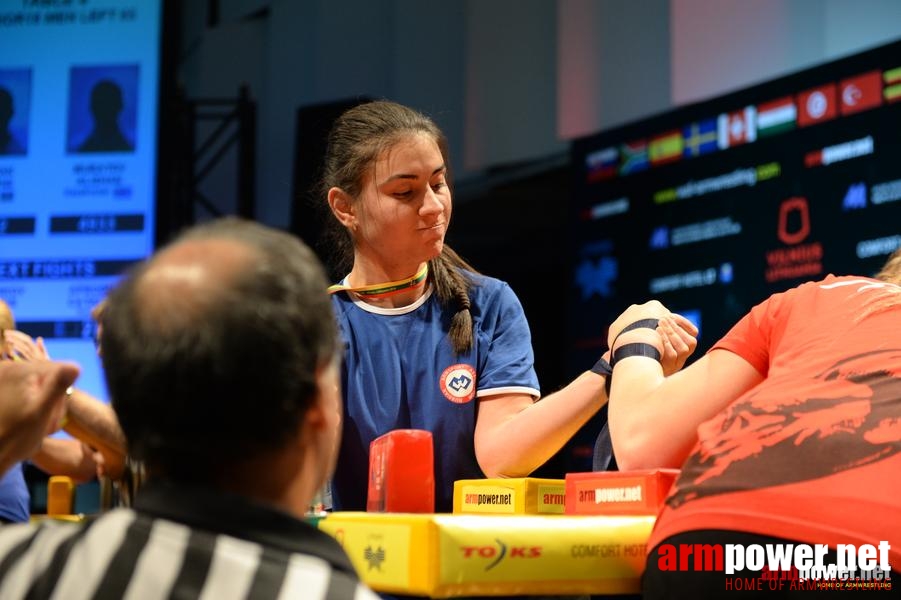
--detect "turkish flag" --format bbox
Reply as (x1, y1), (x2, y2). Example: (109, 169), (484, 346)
(839, 70), (883, 115)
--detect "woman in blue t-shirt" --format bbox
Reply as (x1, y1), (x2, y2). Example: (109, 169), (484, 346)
(319, 100), (698, 512)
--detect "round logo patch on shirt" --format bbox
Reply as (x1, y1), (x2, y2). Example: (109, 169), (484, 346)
(440, 364), (477, 403)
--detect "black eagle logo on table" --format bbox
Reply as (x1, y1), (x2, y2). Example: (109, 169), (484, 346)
(364, 545), (386, 571)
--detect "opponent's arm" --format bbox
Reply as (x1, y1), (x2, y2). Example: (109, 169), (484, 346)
(607, 309), (763, 470)
(474, 314), (697, 478)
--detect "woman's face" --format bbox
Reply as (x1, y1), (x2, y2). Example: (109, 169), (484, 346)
(352, 133), (451, 270)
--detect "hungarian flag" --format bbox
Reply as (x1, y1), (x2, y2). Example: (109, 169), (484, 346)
(757, 96), (796, 136)
(717, 107), (756, 149)
(797, 83), (837, 126)
(839, 70), (882, 115)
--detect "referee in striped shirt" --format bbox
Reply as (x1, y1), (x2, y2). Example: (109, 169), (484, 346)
(0, 218), (379, 600)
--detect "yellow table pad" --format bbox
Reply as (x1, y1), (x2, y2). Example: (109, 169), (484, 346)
(319, 511), (655, 597)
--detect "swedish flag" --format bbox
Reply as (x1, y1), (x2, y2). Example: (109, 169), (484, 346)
(682, 118), (718, 158)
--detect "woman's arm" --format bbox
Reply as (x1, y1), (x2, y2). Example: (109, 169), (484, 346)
(473, 372), (608, 478)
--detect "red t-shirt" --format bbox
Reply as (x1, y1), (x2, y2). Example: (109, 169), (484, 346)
(648, 275), (901, 568)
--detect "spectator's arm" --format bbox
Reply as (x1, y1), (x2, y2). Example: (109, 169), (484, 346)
(0, 361), (79, 477)
(62, 389), (127, 481)
(31, 437), (98, 483)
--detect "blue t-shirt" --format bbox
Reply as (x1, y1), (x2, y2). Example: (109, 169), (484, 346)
(330, 273), (540, 513)
(0, 463), (30, 523)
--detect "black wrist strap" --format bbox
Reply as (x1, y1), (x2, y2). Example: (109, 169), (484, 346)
(599, 319), (661, 398)
(590, 357), (613, 397)
(620, 318), (660, 335)
(611, 318), (660, 350)
(590, 357), (612, 377)
(612, 342), (662, 364)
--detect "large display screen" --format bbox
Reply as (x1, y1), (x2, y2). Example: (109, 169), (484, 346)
(568, 39), (901, 375)
(0, 0), (163, 403)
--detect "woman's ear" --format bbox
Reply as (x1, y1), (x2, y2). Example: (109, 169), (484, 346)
(327, 187), (356, 230)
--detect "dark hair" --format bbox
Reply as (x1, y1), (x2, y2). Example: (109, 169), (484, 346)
(100, 217), (339, 483)
(320, 99), (476, 353)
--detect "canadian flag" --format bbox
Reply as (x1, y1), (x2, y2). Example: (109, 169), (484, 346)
(717, 107), (757, 149)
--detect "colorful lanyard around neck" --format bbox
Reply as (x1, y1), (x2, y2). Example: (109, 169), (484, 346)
(328, 263), (429, 299)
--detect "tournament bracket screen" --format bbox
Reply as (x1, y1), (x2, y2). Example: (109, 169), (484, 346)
(568, 40), (901, 373)
(0, 0), (163, 409)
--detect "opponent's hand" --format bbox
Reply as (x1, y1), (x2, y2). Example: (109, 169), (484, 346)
(658, 315), (698, 375)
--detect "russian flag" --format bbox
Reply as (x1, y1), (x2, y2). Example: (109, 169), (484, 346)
(585, 146), (619, 182)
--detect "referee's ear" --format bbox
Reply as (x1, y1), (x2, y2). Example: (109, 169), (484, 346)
(304, 358), (343, 481)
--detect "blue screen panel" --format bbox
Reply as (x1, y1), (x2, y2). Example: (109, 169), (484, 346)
(0, 0), (163, 407)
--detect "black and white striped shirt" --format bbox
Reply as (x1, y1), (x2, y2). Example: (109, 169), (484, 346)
(0, 482), (379, 599)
